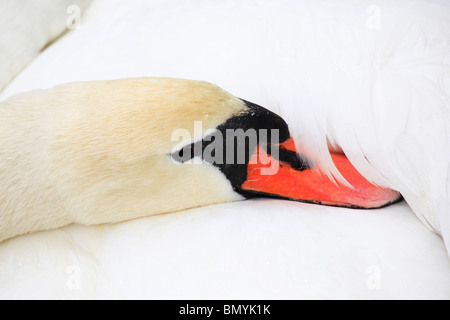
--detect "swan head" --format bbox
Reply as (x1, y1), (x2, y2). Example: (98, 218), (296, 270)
(161, 79), (401, 210)
(0, 77), (401, 242)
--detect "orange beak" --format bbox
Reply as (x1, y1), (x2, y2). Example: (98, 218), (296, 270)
(241, 137), (402, 209)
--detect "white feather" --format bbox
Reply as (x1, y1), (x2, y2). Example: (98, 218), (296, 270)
(0, 0), (92, 93)
(3, 0), (448, 253)
(272, 0), (450, 255)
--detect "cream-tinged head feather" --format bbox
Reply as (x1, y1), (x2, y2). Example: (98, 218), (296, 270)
(0, 77), (247, 242)
(0, 76), (401, 243)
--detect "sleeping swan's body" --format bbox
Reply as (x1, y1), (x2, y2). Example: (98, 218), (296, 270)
(0, 77), (400, 242)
